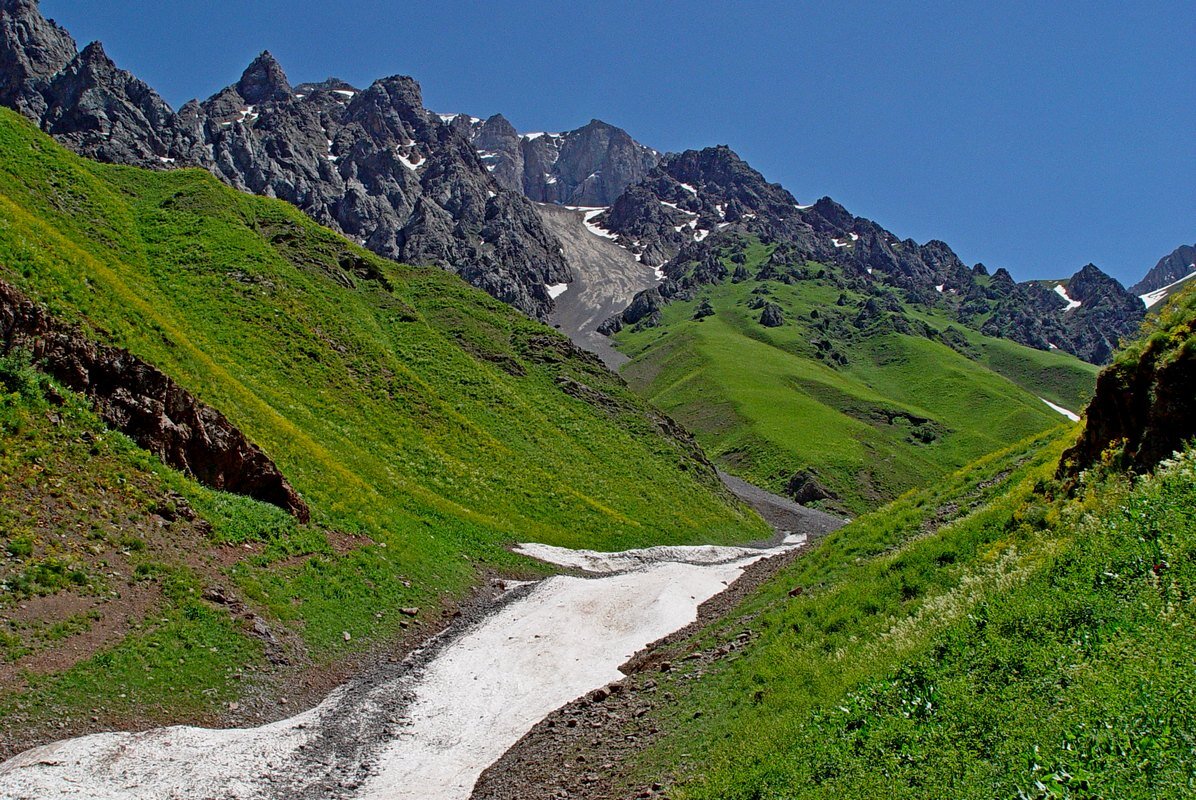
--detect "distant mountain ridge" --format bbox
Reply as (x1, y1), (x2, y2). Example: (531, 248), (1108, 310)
(1131, 244), (1196, 296)
(586, 144), (1145, 364)
(0, 0), (568, 320)
(0, 0), (1156, 362)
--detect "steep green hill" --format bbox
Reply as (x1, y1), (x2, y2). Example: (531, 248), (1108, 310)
(615, 236), (1099, 513)
(0, 109), (765, 751)
(601, 430), (1196, 799)
(588, 292), (1196, 799)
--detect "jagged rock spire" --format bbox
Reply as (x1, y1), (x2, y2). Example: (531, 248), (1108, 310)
(236, 50), (292, 104)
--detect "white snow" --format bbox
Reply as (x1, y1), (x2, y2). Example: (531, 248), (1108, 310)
(935, 284), (945, 293)
(437, 113), (459, 123)
(332, 89), (356, 98)
(715, 203), (726, 219)
(0, 537), (806, 800)
(568, 207), (618, 240)
(866, 267), (874, 275)
(487, 190), (497, 199)
(521, 132), (558, 141)
(832, 238), (849, 248)
(1047, 341), (1059, 350)
(1054, 283), (1082, 311)
(545, 175), (557, 184)
(678, 182), (698, 195)
(235, 105), (258, 125)
(157, 157), (175, 165)
(849, 232), (859, 241)
(694, 229), (710, 242)
(398, 152), (423, 172)
(1139, 267), (1196, 309)
(1039, 397), (1080, 422)
(546, 283), (569, 299)
(717, 222), (731, 230)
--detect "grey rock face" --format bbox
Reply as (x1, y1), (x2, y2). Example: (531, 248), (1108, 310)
(462, 115), (659, 206)
(982, 264), (1145, 364)
(1130, 243), (1196, 296)
(0, 0), (75, 114)
(0, 2), (569, 320)
(759, 303), (784, 327)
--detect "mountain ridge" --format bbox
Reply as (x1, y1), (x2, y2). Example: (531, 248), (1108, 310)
(0, 1), (570, 320)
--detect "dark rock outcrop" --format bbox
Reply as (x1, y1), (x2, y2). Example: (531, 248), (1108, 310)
(0, 2), (569, 320)
(983, 265), (1145, 364)
(759, 302), (784, 327)
(1059, 290), (1196, 479)
(0, 279), (309, 521)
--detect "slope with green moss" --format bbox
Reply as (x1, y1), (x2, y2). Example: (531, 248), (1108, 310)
(0, 108), (767, 753)
(615, 235), (1099, 513)
(542, 292), (1194, 799)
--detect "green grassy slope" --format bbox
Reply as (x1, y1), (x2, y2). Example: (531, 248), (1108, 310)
(616, 238), (1098, 513)
(621, 431), (1196, 799)
(0, 109), (766, 743)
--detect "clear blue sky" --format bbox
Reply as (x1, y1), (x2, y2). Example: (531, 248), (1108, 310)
(41, 0), (1194, 287)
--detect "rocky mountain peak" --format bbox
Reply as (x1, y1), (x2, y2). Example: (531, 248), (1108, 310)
(1131, 243), (1196, 296)
(474, 112), (518, 148)
(235, 50), (292, 104)
(0, 0), (75, 105)
(1067, 263), (1121, 303)
(457, 113), (659, 206)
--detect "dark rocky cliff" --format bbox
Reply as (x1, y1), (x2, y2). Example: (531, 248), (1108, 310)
(461, 114), (659, 206)
(1130, 243), (1196, 296)
(1059, 286), (1195, 479)
(0, 278), (309, 520)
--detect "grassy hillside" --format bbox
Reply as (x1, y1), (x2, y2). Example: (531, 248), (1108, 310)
(617, 430), (1196, 799)
(0, 109), (766, 750)
(616, 237), (1098, 513)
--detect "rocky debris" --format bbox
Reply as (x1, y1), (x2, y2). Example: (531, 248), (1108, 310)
(758, 302), (784, 327)
(785, 470), (836, 505)
(462, 115), (660, 206)
(1058, 292), (1196, 479)
(1130, 243), (1196, 296)
(0, 278), (309, 520)
(0, 1), (569, 320)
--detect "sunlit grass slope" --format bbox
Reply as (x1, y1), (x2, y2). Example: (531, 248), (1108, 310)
(616, 238), (1098, 513)
(0, 108), (766, 740)
(626, 431), (1196, 799)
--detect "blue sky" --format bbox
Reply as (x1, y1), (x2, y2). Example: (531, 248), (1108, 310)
(41, 1), (1194, 287)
